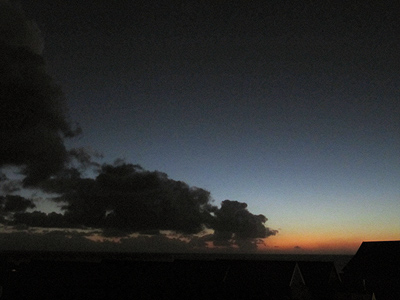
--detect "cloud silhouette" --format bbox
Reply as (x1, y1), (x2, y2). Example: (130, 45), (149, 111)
(0, 179), (22, 194)
(213, 200), (277, 239)
(0, 195), (35, 213)
(8, 164), (278, 251)
(0, 230), (208, 253)
(0, 1), (43, 54)
(0, 2), (278, 252)
(32, 163), (215, 234)
(0, 1), (80, 186)
(13, 211), (71, 228)
(209, 200), (278, 248)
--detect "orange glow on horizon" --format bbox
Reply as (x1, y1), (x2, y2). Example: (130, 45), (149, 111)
(258, 223), (400, 254)
(259, 234), (364, 254)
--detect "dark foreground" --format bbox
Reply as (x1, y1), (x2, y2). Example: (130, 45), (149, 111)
(0, 248), (397, 300)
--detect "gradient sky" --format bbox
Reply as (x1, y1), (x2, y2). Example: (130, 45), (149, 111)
(6, 1), (400, 253)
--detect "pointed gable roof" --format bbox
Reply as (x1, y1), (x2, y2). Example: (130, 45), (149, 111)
(343, 241), (400, 300)
(222, 260), (298, 299)
(290, 262), (305, 287)
(225, 260), (297, 287)
(297, 261), (341, 288)
(343, 240), (400, 278)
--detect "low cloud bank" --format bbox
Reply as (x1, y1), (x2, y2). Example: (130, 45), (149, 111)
(0, 1), (277, 252)
(3, 163), (277, 250)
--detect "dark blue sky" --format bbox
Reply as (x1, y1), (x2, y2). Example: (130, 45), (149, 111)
(17, 0), (400, 251)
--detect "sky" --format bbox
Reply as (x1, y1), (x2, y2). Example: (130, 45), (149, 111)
(0, 0), (399, 254)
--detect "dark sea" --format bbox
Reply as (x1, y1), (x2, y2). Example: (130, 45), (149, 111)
(168, 253), (353, 272)
(0, 251), (353, 272)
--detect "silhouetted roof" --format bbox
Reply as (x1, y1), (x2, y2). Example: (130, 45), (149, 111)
(173, 259), (229, 283)
(343, 241), (400, 278)
(172, 260), (230, 299)
(343, 241), (400, 300)
(297, 261), (340, 288)
(223, 260), (297, 299)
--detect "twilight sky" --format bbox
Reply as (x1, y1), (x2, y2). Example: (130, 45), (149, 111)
(0, 0), (399, 253)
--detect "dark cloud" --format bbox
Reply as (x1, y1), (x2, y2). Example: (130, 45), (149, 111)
(210, 200), (278, 248)
(0, 194), (35, 213)
(11, 230), (262, 253)
(68, 147), (102, 170)
(0, 1), (278, 251)
(36, 163), (215, 234)
(13, 211), (70, 228)
(11, 164), (277, 251)
(0, 1), (80, 186)
(235, 238), (265, 252)
(0, 171), (6, 182)
(0, 179), (22, 194)
(118, 234), (201, 253)
(0, 230), (202, 253)
(0, 0), (43, 54)
(0, 230), (98, 252)
(187, 235), (209, 250)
